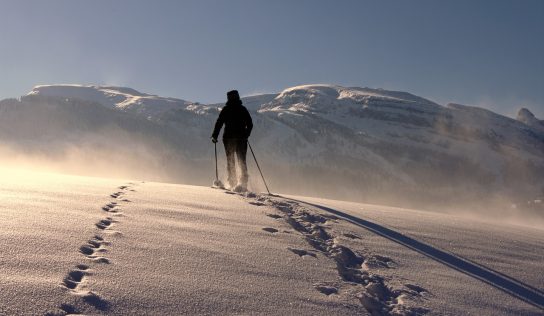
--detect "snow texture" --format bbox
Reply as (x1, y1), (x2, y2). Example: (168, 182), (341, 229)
(1, 170), (542, 315)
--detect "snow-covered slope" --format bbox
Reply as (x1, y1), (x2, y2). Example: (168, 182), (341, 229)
(1, 170), (542, 315)
(2, 84), (543, 212)
(28, 85), (192, 118)
(252, 84), (544, 205)
(518, 108), (544, 133)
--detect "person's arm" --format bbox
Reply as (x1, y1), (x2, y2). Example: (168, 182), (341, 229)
(244, 108), (253, 138)
(211, 109), (225, 140)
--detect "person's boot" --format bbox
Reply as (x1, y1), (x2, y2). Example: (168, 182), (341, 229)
(233, 181), (247, 193)
(234, 171), (248, 193)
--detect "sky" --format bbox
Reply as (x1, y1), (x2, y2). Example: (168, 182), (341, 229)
(0, 0), (543, 118)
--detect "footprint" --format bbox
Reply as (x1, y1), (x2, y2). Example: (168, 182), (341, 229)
(405, 283), (427, 294)
(365, 282), (392, 301)
(79, 245), (95, 256)
(103, 205), (121, 214)
(93, 257), (111, 264)
(80, 237), (105, 256)
(62, 279), (78, 290)
(60, 303), (79, 314)
(314, 283), (338, 296)
(297, 213), (327, 224)
(262, 227), (279, 233)
(249, 201), (265, 206)
(76, 264), (89, 270)
(343, 233), (361, 239)
(363, 255), (397, 269)
(118, 186), (128, 190)
(266, 214), (282, 219)
(67, 270), (85, 282)
(82, 291), (110, 311)
(87, 239), (102, 248)
(95, 219), (112, 230)
(287, 247), (317, 258)
(80, 245), (111, 263)
(63, 270), (86, 290)
(102, 203), (117, 212)
(121, 199), (131, 202)
(110, 192), (124, 198)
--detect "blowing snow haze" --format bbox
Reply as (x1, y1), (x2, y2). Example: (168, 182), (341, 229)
(0, 84), (543, 220)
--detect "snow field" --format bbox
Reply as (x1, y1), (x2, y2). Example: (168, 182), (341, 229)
(1, 171), (543, 315)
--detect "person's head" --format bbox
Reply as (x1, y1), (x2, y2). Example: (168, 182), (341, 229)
(227, 90), (240, 102)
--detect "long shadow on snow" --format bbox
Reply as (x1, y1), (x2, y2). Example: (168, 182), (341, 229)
(285, 197), (544, 310)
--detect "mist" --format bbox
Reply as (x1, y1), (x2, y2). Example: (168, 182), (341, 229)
(2, 137), (542, 229)
(0, 88), (543, 229)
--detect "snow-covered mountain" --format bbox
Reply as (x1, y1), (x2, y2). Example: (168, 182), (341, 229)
(1, 84), (543, 210)
(517, 107), (544, 133)
(28, 85), (192, 119)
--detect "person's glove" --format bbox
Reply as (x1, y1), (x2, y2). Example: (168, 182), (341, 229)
(211, 137), (218, 143)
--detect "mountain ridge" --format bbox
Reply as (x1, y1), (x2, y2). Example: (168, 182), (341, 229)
(26, 83), (542, 126)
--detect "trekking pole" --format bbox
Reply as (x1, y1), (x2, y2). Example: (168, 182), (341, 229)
(248, 141), (271, 195)
(212, 142), (224, 188)
(214, 142), (219, 182)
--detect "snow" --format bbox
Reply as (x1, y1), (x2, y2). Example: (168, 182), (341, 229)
(28, 85), (192, 118)
(290, 196), (544, 314)
(1, 169), (542, 315)
(10, 83), (544, 216)
(517, 108), (544, 133)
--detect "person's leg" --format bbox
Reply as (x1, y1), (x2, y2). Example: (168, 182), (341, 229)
(223, 139), (237, 188)
(236, 139), (249, 188)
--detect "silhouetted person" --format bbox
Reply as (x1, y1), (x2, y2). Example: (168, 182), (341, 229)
(211, 90), (253, 191)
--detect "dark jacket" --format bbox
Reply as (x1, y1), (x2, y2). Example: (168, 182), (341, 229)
(212, 100), (253, 140)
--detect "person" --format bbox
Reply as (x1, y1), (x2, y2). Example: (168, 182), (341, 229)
(211, 90), (253, 192)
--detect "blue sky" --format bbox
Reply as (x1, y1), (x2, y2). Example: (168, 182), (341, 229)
(0, 0), (543, 117)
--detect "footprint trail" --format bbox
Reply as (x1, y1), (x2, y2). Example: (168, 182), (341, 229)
(47, 182), (138, 315)
(241, 193), (430, 315)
